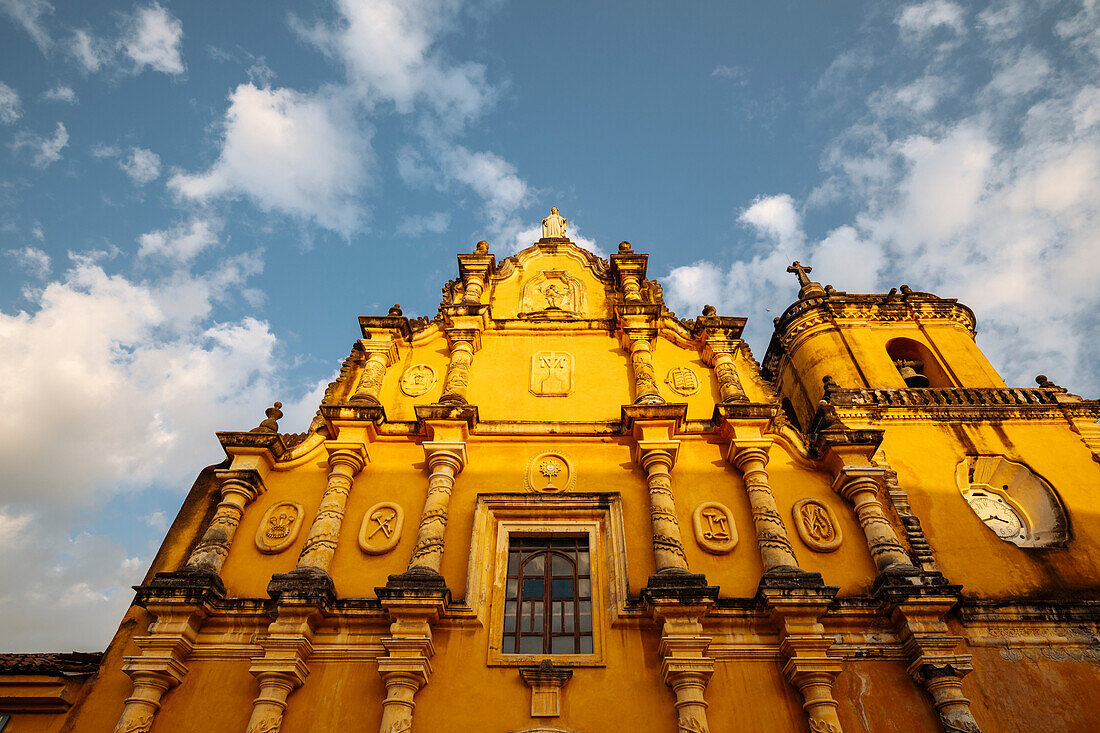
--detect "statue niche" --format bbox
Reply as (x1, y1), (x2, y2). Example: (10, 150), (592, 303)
(519, 270), (587, 319)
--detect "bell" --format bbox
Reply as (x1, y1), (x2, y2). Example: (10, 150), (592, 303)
(895, 360), (930, 388)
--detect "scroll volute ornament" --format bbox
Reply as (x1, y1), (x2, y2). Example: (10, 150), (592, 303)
(359, 502), (404, 554)
(792, 498), (843, 552)
(255, 501), (305, 554)
(692, 502), (737, 554)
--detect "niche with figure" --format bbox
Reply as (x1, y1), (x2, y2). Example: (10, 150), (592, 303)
(885, 337), (951, 388)
(956, 456), (1069, 548)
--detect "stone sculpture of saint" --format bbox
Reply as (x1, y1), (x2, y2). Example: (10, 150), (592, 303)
(542, 207), (567, 239)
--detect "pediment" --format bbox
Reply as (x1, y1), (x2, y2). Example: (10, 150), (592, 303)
(488, 239), (612, 321)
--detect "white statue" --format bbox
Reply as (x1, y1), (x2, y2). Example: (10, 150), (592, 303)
(542, 206), (567, 239)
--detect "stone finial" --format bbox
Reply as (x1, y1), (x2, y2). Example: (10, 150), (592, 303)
(388, 304), (403, 316)
(474, 240), (489, 253)
(251, 402), (283, 433)
(883, 287), (898, 303)
(542, 207), (568, 238)
(1035, 375), (1065, 392)
(702, 304), (717, 316)
(618, 241), (632, 253)
(900, 284), (914, 295)
(821, 375), (838, 399)
(824, 284), (836, 295)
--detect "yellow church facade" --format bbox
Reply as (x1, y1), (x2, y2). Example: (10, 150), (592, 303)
(3, 208), (1100, 732)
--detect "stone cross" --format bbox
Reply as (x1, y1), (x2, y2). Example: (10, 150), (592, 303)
(786, 261), (813, 288)
(542, 207), (567, 238)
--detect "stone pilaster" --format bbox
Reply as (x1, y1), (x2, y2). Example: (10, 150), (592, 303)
(439, 329), (480, 405)
(184, 469), (264, 576)
(350, 338), (399, 406)
(373, 596), (447, 733)
(457, 244), (495, 306)
(728, 440), (802, 574)
(638, 442), (689, 575)
(833, 467), (915, 575)
(648, 602), (717, 733)
(702, 337), (749, 403)
(404, 441), (466, 577)
(625, 328), (665, 406)
(610, 240), (648, 302)
(112, 602), (206, 733)
(243, 602), (321, 733)
(761, 588), (845, 733)
(293, 443), (368, 578)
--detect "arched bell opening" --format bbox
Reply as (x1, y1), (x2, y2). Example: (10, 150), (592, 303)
(885, 337), (951, 388)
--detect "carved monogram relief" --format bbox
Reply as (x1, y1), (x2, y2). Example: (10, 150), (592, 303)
(530, 351), (574, 396)
(254, 501), (305, 554)
(692, 502), (737, 554)
(359, 502), (404, 554)
(524, 452), (576, 493)
(665, 367), (700, 396)
(400, 364), (437, 396)
(519, 270), (587, 317)
(793, 499), (843, 552)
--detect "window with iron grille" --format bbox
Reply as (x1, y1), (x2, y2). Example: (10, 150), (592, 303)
(502, 535), (593, 655)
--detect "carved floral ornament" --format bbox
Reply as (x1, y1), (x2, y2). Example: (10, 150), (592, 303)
(254, 501), (305, 554)
(524, 452), (576, 493)
(400, 364), (437, 396)
(359, 502), (404, 554)
(692, 502), (737, 554)
(792, 499), (843, 552)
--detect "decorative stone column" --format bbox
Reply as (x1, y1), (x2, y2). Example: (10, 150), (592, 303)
(728, 441), (802, 573)
(457, 241), (495, 306)
(439, 329), (479, 405)
(350, 337), (399, 406)
(114, 604), (204, 733)
(405, 441), (466, 576)
(833, 467), (915, 574)
(374, 597), (446, 733)
(654, 610), (715, 733)
(638, 443), (690, 574)
(626, 329), (665, 406)
(294, 443), (368, 577)
(702, 332), (748, 403)
(611, 240), (646, 302)
(243, 602), (320, 733)
(184, 469), (264, 575)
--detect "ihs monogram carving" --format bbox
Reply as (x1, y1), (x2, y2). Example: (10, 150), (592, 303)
(665, 367), (700, 396)
(400, 364), (437, 397)
(530, 351), (574, 396)
(358, 502), (404, 555)
(519, 270), (587, 317)
(524, 452), (576, 493)
(793, 499), (843, 552)
(254, 501), (305, 554)
(692, 502), (738, 554)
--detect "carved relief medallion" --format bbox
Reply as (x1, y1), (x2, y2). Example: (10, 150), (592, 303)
(519, 270), (587, 317)
(692, 502), (737, 554)
(524, 452), (576, 493)
(255, 501), (305, 554)
(530, 351), (574, 396)
(359, 502), (404, 554)
(792, 499), (843, 552)
(665, 367), (700, 396)
(400, 364), (437, 396)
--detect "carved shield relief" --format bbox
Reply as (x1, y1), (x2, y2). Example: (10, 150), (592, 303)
(792, 499), (842, 552)
(255, 501), (305, 554)
(530, 351), (574, 396)
(692, 502), (737, 554)
(359, 502), (404, 555)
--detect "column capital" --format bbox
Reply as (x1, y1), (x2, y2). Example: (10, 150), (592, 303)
(445, 327), (482, 352)
(727, 438), (773, 470)
(325, 441), (369, 474)
(620, 326), (659, 347)
(831, 465), (885, 499)
(212, 468), (266, 501)
(635, 440), (679, 471)
(423, 441), (467, 473)
(700, 336), (740, 365)
(357, 336), (400, 366)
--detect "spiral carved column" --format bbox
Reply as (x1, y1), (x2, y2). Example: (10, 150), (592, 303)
(406, 444), (466, 576)
(295, 446), (367, 575)
(184, 470), (263, 575)
(834, 468), (914, 574)
(627, 331), (664, 406)
(730, 444), (801, 573)
(639, 447), (690, 574)
(439, 331), (478, 405)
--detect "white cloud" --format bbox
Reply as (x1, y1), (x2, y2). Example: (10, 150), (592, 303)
(396, 211), (449, 237)
(13, 121), (69, 168)
(0, 81), (21, 123)
(738, 194), (804, 252)
(71, 28), (110, 72)
(712, 65), (748, 85)
(6, 246), (51, 277)
(119, 146), (161, 185)
(41, 84), (76, 103)
(437, 144), (528, 232)
(896, 1), (966, 42)
(169, 84), (371, 235)
(137, 217), (219, 262)
(122, 2), (185, 75)
(986, 47), (1051, 98)
(507, 217), (605, 258)
(977, 0), (1025, 42)
(0, 0), (53, 53)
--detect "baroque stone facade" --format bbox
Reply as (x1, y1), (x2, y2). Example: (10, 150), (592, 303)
(3, 209), (1100, 732)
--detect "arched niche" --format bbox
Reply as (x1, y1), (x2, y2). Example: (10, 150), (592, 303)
(885, 337), (952, 388)
(956, 456), (1069, 548)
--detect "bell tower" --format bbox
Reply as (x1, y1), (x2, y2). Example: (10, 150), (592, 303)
(762, 261), (1009, 430)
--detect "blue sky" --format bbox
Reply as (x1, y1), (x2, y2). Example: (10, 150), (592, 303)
(1, 0), (1098, 650)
